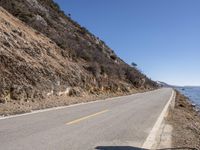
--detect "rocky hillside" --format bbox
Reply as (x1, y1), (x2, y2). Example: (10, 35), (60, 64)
(0, 0), (157, 113)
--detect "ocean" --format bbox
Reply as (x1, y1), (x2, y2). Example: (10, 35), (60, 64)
(176, 87), (200, 109)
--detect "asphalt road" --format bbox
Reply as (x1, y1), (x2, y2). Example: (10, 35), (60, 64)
(0, 88), (173, 150)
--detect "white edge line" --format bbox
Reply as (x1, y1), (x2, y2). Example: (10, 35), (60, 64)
(0, 88), (165, 120)
(0, 99), (110, 120)
(142, 89), (175, 149)
(0, 89), (155, 120)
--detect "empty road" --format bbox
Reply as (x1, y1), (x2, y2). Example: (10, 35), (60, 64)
(0, 88), (173, 150)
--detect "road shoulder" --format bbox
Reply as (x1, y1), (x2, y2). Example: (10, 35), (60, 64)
(142, 89), (175, 149)
(167, 91), (200, 149)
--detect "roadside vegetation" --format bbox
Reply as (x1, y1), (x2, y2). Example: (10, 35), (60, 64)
(0, 0), (157, 115)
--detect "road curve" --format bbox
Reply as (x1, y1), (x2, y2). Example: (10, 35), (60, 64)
(0, 88), (173, 150)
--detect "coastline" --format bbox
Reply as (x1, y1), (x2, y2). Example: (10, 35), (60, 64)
(167, 90), (200, 149)
(176, 87), (200, 112)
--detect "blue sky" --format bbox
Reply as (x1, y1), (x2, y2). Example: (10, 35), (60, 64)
(54, 0), (200, 86)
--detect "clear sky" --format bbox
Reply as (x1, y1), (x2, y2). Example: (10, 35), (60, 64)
(54, 0), (200, 86)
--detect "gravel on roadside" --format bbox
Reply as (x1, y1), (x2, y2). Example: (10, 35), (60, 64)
(167, 91), (200, 150)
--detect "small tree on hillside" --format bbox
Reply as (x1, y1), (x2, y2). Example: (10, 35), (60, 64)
(131, 62), (137, 68)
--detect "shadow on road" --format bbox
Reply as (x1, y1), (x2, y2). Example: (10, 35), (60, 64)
(95, 146), (145, 150)
(95, 146), (197, 150)
(158, 148), (198, 150)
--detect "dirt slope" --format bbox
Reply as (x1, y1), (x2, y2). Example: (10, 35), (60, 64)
(0, 0), (156, 89)
(0, 7), (92, 101)
(0, 0), (157, 115)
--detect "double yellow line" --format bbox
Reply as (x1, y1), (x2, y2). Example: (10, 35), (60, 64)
(66, 109), (109, 125)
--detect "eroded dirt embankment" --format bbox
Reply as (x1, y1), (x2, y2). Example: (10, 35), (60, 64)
(167, 91), (200, 149)
(0, 5), (157, 116)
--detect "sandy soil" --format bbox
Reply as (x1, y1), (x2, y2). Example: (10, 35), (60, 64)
(167, 91), (200, 150)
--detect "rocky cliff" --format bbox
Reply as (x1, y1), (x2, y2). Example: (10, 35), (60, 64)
(0, 0), (157, 114)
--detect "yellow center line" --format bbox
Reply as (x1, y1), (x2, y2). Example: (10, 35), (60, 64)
(66, 109), (109, 125)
